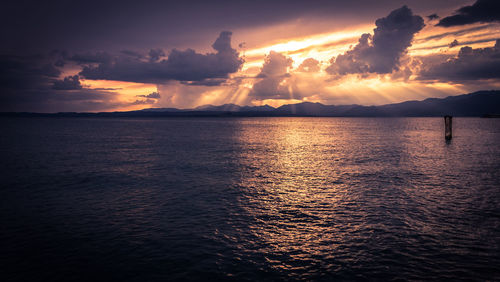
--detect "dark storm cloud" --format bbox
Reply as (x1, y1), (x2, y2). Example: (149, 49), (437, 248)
(437, 0), (500, 27)
(136, 92), (161, 99)
(250, 51), (294, 99)
(418, 39), (500, 82)
(52, 75), (82, 90)
(79, 31), (243, 83)
(326, 6), (424, 75)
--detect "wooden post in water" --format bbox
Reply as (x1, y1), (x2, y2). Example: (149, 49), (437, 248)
(444, 115), (452, 140)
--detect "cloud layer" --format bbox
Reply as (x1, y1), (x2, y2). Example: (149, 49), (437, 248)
(437, 0), (500, 27)
(79, 31), (243, 84)
(419, 39), (500, 82)
(250, 51), (294, 99)
(52, 75), (82, 90)
(1, 1), (499, 112)
(326, 6), (424, 75)
(136, 92), (161, 99)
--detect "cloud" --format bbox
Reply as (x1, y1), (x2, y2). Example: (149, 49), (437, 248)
(136, 91), (161, 99)
(427, 14), (439, 21)
(156, 80), (244, 109)
(1, 86), (124, 113)
(0, 54), (126, 112)
(70, 51), (113, 64)
(326, 6), (424, 75)
(148, 48), (165, 62)
(297, 58), (320, 72)
(412, 38), (498, 52)
(415, 24), (494, 43)
(121, 50), (144, 59)
(52, 75), (83, 90)
(449, 39), (459, 48)
(437, 0), (500, 27)
(79, 31), (244, 84)
(180, 78), (227, 86)
(131, 98), (156, 105)
(92, 87), (122, 91)
(0, 32), (244, 112)
(54, 59), (65, 67)
(259, 51), (293, 77)
(418, 39), (500, 82)
(1, 0), (468, 57)
(0, 55), (61, 90)
(249, 51), (294, 99)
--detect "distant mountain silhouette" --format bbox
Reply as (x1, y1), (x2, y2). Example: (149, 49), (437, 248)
(2, 90), (500, 117)
(271, 91), (500, 116)
(192, 104), (275, 112)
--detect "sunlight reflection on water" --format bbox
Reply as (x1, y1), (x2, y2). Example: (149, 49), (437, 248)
(227, 118), (500, 279)
(1, 117), (500, 281)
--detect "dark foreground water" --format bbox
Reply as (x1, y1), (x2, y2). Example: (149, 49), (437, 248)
(1, 117), (500, 281)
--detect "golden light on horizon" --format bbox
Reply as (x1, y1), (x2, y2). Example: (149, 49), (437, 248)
(409, 23), (500, 56)
(76, 19), (500, 111)
(81, 79), (158, 111)
(242, 24), (372, 70)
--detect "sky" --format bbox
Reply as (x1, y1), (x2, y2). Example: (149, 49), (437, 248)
(1, 0), (500, 112)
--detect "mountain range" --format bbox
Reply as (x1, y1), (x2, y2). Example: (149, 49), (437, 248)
(2, 90), (500, 117)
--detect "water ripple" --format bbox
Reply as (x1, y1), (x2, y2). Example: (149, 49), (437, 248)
(1, 117), (499, 281)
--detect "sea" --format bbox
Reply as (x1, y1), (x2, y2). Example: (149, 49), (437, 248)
(1, 117), (499, 281)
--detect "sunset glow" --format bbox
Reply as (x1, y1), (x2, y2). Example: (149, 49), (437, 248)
(1, 0), (499, 112)
(3, 1), (500, 281)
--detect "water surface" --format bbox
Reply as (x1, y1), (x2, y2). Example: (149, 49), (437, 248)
(1, 117), (499, 281)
